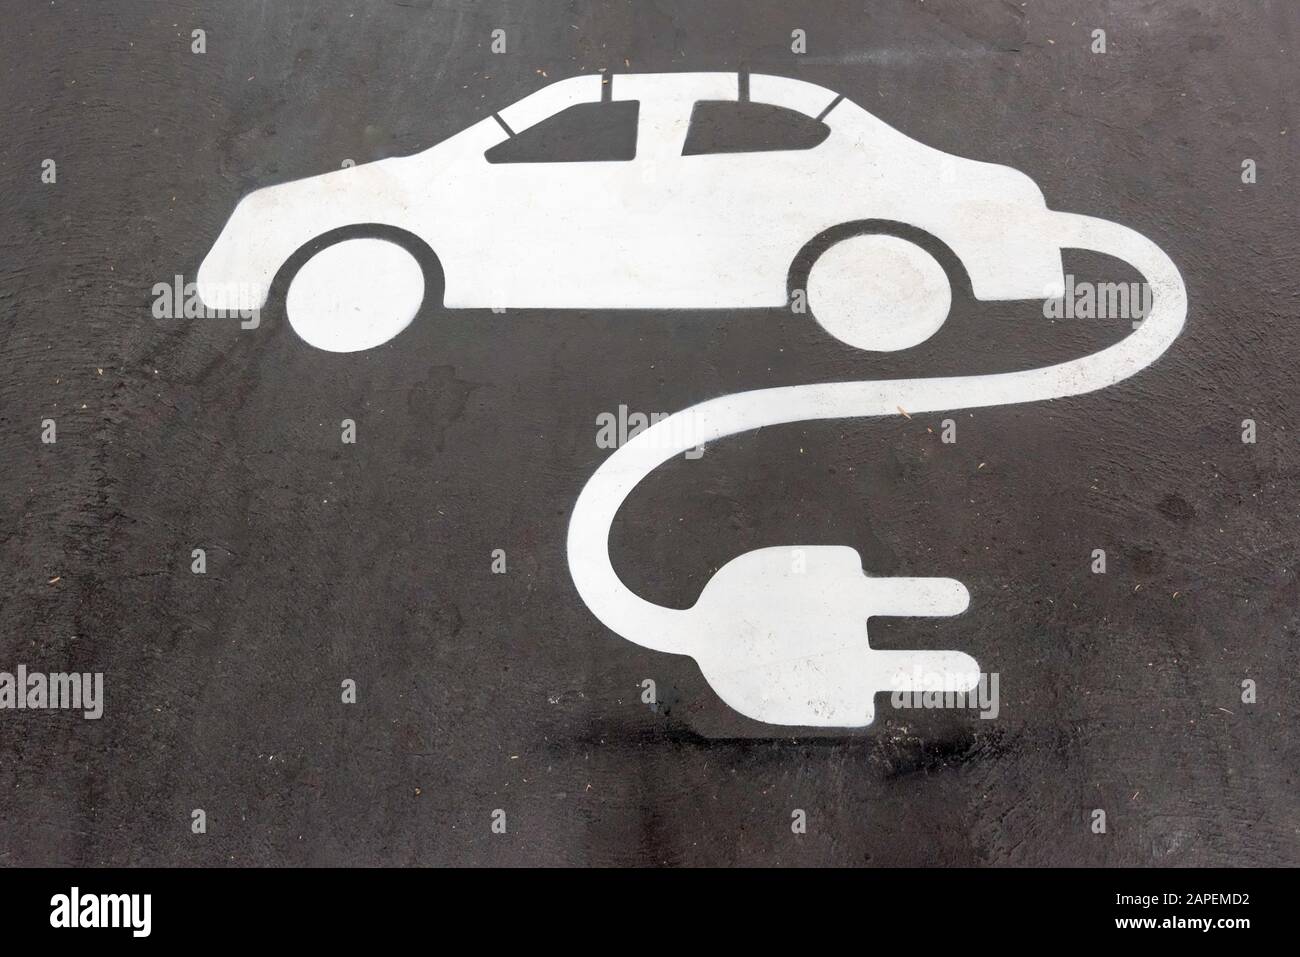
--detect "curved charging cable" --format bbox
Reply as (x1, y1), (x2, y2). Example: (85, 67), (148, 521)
(566, 211), (1187, 726)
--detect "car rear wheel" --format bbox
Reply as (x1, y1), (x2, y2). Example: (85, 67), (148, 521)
(806, 234), (951, 351)
(285, 237), (425, 352)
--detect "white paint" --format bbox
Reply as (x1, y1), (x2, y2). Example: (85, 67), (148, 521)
(689, 547), (977, 726)
(196, 73), (1187, 727)
(806, 234), (951, 351)
(566, 211), (1186, 727)
(284, 238), (423, 352)
(198, 72), (1061, 326)
(749, 72), (837, 117)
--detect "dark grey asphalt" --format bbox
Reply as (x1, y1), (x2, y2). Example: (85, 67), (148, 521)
(1, 0), (1297, 866)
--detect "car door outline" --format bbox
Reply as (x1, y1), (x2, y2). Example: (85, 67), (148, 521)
(656, 79), (844, 307)
(442, 76), (642, 309)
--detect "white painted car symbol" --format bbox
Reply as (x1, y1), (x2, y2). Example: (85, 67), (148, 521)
(199, 72), (1187, 728)
(199, 71), (1063, 352)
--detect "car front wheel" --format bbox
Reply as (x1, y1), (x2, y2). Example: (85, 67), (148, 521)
(285, 237), (425, 352)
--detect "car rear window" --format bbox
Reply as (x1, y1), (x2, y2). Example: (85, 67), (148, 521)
(682, 100), (830, 156)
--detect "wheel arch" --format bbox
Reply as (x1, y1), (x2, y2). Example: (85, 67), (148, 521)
(268, 223), (446, 311)
(787, 220), (974, 302)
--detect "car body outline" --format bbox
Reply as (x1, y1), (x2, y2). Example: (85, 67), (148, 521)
(197, 71), (1065, 317)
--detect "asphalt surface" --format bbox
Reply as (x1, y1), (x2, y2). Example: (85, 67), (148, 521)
(1, 0), (1297, 866)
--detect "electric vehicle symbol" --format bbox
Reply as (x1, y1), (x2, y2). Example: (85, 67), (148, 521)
(198, 72), (1061, 351)
(199, 72), (1187, 728)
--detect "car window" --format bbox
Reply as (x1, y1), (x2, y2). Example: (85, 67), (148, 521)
(682, 100), (830, 156)
(486, 100), (639, 163)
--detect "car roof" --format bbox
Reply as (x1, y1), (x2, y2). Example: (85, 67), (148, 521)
(497, 72), (842, 131)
